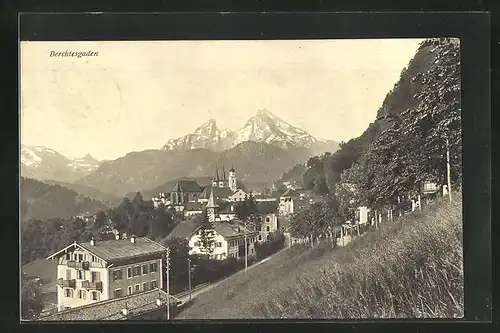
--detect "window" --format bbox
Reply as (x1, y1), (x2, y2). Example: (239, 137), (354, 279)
(65, 253), (71, 260)
(91, 271), (100, 282)
(266, 217), (270, 222)
(133, 266), (141, 277)
(251, 249), (254, 254)
(127, 267), (132, 279)
(142, 282), (147, 291)
(73, 253), (78, 261)
(142, 264), (148, 275)
(91, 291), (100, 301)
(215, 242), (222, 248)
(113, 269), (122, 281)
(258, 235), (262, 241)
(66, 269), (72, 280)
(150, 262), (158, 273)
(78, 290), (86, 299)
(127, 286), (133, 295)
(77, 270), (85, 280)
(151, 280), (158, 289)
(78, 254), (83, 262)
(92, 255), (96, 262)
(114, 289), (123, 298)
(135, 284), (140, 293)
(65, 289), (73, 298)
(266, 226), (270, 232)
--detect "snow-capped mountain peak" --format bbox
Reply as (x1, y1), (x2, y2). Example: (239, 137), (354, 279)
(162, 109), (331, 152)
(21, 145), (101, 183)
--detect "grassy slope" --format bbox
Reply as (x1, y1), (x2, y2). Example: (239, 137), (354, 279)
(177, 194), (463, 319)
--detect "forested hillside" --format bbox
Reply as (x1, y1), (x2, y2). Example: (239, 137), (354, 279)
(301, 38), (461, 206)
(20, 178), (109, 222)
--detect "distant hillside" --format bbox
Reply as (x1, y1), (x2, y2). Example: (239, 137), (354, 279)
(77, 141), (315, 197)
(20, 177), (108, 222)
(41, 179), (121, 206)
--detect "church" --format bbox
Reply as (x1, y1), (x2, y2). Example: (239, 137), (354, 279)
(198, 165), (241, 203)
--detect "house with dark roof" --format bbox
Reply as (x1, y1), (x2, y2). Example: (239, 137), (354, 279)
(166, 218), (258, 261)
(38, 288), (180, 321)
(46, 235), (167, 312)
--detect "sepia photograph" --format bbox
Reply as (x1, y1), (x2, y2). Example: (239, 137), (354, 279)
(20, 37), (463, 321)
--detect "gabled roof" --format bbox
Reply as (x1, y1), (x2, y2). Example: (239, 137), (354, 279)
(213, 221), (257, 239)
(282, 188), (301, 197)
(200, 186), (235, 200)
(170, 180), (202, 193)
(47, 237), (166, 263)
(166, 220), (201, 241)
(38, 289), (178, 321)
(256, 201), (279, 215)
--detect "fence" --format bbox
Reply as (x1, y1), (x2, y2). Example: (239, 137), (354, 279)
(288, 187), (455, 249)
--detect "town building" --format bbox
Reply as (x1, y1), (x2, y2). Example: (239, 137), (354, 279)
(278, 189), (312, 216)
(46, 235), (167, 312)
(255, 201), (280, 242)
(37, 288), (180, 321)
(228, 189), (248, 202)
(166, 218), (258, 260)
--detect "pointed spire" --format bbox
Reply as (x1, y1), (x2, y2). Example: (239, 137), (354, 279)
(222, 165), (226, 180)
(230, 164), (235, 172)
(207, 188), (219, 208)
(215, 165), (220, 181)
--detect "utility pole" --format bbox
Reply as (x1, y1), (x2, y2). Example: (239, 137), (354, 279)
(165, 247), (170, 320)
(446, 137), (452, 203)
(244, 221), (248, 271)
(187, 258), (192, 302)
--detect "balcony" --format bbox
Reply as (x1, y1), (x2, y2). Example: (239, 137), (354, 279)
(67, 261), (90, 270)
(81, 280), (103, 292)
(56, 278), (76, 289)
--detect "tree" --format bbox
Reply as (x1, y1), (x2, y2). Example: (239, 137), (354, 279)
(197, 211), (215, 255)
(21, 273), (44, 320)
(160, 237), (191, 293)
(94, 211), (107, 230)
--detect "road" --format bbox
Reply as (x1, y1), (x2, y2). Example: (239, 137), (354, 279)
(175, 247), (288, 304)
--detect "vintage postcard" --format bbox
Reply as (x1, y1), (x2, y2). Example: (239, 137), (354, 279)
(20, 38), (463, 321)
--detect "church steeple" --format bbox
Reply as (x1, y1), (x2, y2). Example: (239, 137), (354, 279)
(206, 187), (219, 222)
(222, 165), (226, 181)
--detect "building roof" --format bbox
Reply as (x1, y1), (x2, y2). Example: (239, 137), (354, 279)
(185, 201), (204, 211)
(281, 188), (302, 197)
(38, 289), (178, 321)
(47, 237), (166, 263)
(200, 186), (235, 200)
(206, 188), (219, 208)
(213, 221), (257, 239)
(170, 180), (202, 193)
(256, 201), (279, 215)
(166, 220), (201, 240)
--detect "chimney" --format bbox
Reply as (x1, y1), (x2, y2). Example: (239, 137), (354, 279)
(90, 237), (95, 246)
(115, 234), (120, 240)
(130, 235), (136, 244)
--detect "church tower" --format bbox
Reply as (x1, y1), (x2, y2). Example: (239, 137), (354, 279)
(206, 188), (219, 222)
(219, 165), (227, 188)
(229, 165), (237, 192)
(212, 165), (220, 188)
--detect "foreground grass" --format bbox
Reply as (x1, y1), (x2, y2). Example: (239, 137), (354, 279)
(177, 194), (463, 319)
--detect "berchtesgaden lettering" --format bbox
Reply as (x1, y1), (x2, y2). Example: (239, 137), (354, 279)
(49, 50), (99, 58)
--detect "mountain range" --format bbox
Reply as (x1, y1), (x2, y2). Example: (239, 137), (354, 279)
(21, 110), (339, 199)
(162, 109), (338, 155)
(21, 146), (101, 183)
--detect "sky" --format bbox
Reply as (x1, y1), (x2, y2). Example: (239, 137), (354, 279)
(20, 39), (423, 161)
